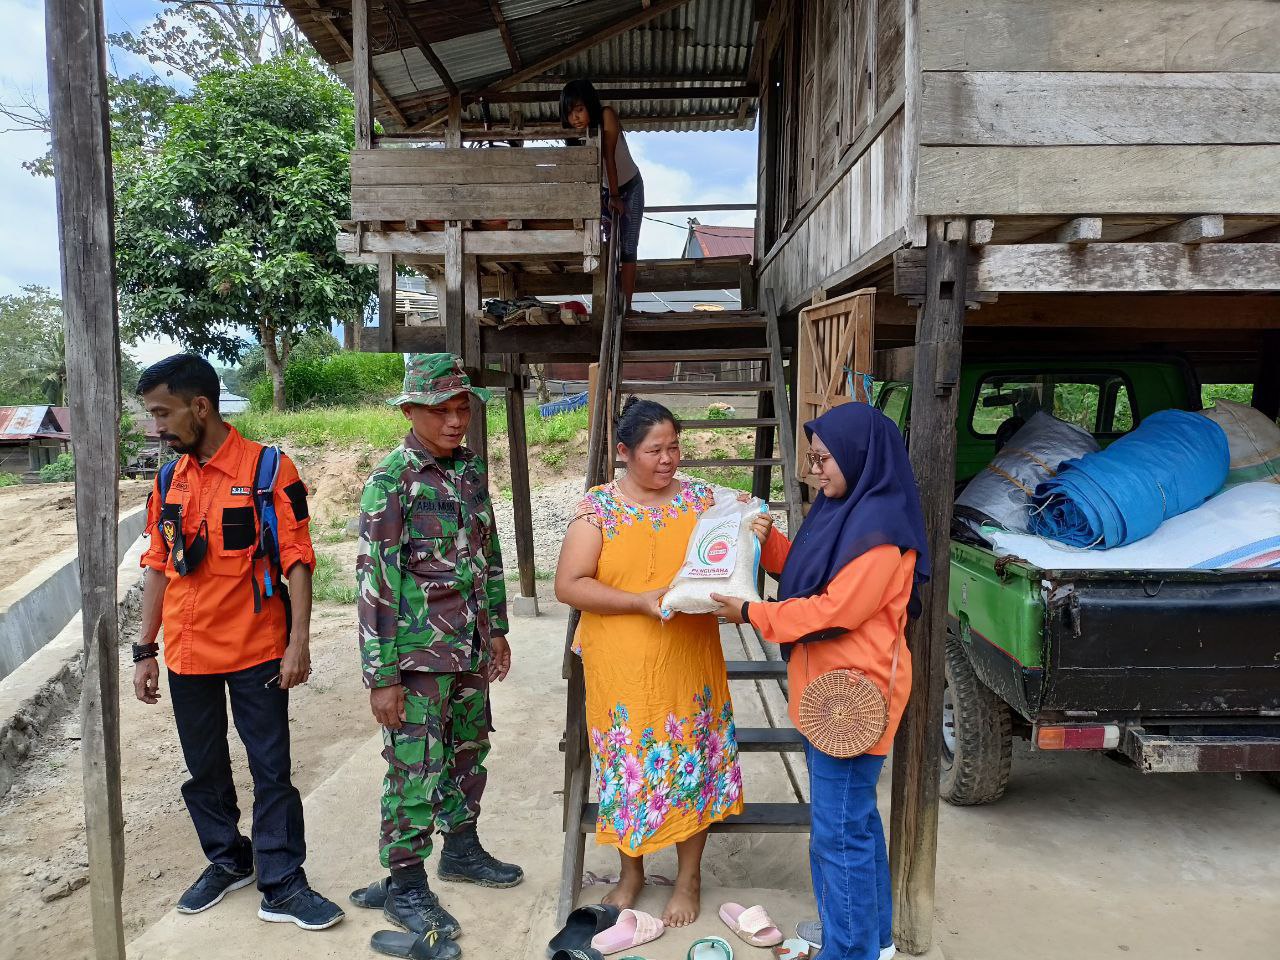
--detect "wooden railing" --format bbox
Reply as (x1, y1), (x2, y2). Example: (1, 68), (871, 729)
(351, 144), (600, 223)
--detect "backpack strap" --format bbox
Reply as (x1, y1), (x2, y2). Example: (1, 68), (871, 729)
(249, 446), (284, 615)
(158, 458), (178, 503)
(154, 459), (180, 557)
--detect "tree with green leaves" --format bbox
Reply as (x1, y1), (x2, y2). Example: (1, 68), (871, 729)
(0, 286), (63, 404)
(0, 285), (142, 406)
(114, 55), (373, 411)
(2, 4), (303, 176)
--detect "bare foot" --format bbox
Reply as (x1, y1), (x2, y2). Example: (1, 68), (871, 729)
(601, 870), (645, 911)
(662, 875), (701, 927)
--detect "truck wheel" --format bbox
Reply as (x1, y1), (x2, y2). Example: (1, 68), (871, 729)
(941, 631), (1012, 805)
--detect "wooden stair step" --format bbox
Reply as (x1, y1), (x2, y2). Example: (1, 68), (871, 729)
(620, 347), (770, 362)
(620, 380), (773, 395)
(678, 417), (779, 430)
(581, 802), (810, 833)
(625, 312), (767, 332)
(725, 659), (787, 680)
(736, 726), (806, 752)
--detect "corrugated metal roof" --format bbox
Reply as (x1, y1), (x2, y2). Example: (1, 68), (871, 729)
(691, 223), (754, 258)
(282, 0), (757, 131)
(0, 406), (58, 441)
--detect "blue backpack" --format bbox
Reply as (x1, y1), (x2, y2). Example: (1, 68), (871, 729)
(158, 445), (284, 615)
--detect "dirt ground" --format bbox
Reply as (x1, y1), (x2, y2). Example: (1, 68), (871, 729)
(0, 544), (370, 960)
(0, 480), (150, 592)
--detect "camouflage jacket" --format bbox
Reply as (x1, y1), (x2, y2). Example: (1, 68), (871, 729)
(357, 430), (508, 686)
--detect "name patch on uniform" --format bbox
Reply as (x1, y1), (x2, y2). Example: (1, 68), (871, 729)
(230, 486), (252, 496)
(415, 500), (457, 515)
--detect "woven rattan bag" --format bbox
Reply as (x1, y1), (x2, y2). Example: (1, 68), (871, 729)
(797, 630), (904, 758)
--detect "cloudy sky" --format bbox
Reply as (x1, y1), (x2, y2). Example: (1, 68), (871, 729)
(0, 0), (758, 365)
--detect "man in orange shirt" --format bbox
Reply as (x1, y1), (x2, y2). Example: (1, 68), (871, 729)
(132, 354), (343, 931)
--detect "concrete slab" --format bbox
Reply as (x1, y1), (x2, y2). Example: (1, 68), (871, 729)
(124, 597), (1280, 960)
(0, 505), (146, 680)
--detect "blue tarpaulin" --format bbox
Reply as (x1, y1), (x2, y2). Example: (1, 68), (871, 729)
(1028, 410), (1229, 548)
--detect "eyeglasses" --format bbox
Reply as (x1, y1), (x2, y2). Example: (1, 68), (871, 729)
(806, 452), (831, 469)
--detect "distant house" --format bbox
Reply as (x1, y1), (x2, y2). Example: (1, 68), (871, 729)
(0, 406), (70, 475)
(220, 383), (250, 415)
(682, 219), (755, 260)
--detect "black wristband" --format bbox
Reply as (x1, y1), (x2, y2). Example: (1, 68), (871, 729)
(740, 602), (751, 624)
(131, 642), (159, 663)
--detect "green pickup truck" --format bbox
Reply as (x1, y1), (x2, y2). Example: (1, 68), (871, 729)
(875, 356), (1280, 804)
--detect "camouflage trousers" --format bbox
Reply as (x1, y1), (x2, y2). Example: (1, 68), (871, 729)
(380, 670), (490, 869)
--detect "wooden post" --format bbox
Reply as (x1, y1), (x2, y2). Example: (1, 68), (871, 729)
(352, 0), (372, 151)
(739, 257), (757, 311)
(445, 222), (464, 356)
(504, 354), (538, 611)
(889, 216), (969, 955)
(45, 0), (125, 956)
(446, 95), (463, 148)
(378, 254), (396, 352)
(463, 256), (486, 457)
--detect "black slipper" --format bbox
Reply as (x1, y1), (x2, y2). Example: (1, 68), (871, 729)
(551, 950), (606, 960)
(547, 904), (621, 958)
(371, 928), (461, 960)
(350, 877), (391, 909)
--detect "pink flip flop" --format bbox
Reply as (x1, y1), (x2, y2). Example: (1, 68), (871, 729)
(719, 902), (784, 947)
(590, 908), (665, 956)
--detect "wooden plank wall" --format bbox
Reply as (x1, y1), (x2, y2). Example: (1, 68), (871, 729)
(915, 0), (1280, 215)
(757, 0), (913, 313)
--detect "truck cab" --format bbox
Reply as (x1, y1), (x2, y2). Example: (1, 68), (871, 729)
(876, 355), (1280, 804)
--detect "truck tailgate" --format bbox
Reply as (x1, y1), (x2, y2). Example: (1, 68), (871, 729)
(1041, 571), (1280, 716)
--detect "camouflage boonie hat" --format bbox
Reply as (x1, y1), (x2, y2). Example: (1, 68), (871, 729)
(388, 353), (492, 407)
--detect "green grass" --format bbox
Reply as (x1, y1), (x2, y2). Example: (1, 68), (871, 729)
(235, 402), (589, 449)
(0, 473), (20, 487)
(234, 406), (409, 447)
(313, 554), (358, 605)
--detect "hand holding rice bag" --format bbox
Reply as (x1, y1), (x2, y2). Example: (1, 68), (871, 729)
(661, 486), (765, 616)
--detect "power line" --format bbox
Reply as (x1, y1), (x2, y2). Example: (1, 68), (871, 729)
(642, 214), (754, 238)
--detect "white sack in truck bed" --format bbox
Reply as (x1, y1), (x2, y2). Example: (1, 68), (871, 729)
(1199, 399), (1280, 488)
(955, 412), (1099, 533)
(661, 486), (765, 616)
(986, 482), (1280, 571)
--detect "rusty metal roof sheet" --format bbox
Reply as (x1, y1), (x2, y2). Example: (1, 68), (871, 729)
(282, 0), (758, 132)
(0, 405), (58, 441)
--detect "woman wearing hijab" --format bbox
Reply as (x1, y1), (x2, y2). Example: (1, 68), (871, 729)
(711, 402), (930, 960)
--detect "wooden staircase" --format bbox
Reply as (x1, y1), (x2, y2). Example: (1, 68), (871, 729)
(557, 274), (809, 923)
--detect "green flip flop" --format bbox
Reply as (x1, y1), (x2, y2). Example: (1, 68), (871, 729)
(687, 936), (734, 960)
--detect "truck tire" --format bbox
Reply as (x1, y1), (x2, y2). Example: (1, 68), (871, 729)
(940, 631), (1013, 805)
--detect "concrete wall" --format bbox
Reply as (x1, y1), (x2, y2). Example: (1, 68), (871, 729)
(0, 506), (146, 681)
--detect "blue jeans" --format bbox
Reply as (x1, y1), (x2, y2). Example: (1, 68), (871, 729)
(168, 658), (308, 901)
(806, 743), (892, 960)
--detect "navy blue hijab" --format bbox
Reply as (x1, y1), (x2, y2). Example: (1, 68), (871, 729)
(778, 403), (931, 620)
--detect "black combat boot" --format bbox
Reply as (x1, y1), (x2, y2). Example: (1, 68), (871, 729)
(436, 825), (524, 888)
(381, 867), (461, 941)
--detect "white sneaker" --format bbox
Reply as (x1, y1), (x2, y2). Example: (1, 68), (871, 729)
(880, 945), (897, 960)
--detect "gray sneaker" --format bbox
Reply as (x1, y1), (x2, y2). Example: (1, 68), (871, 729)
(797, 919), (822, 947)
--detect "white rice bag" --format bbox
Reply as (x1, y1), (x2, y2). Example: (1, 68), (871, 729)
(661, 485), (765, 616)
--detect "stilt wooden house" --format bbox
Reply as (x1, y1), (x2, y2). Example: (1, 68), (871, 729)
(44, 0), (1280, 956)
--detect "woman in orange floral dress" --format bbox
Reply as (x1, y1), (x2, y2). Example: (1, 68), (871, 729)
(555, 398), (751, 927)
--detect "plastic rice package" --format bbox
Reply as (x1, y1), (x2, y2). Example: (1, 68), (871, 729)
(661, 486), (765, 616)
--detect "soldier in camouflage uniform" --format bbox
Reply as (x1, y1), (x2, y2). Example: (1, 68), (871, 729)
(350, 354), (523, 951)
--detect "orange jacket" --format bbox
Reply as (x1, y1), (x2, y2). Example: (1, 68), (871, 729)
(748, 532), (917, 756)
(141, 427), (315, 675)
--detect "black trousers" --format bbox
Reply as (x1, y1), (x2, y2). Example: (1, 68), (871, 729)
(167, 658), (307, 901)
